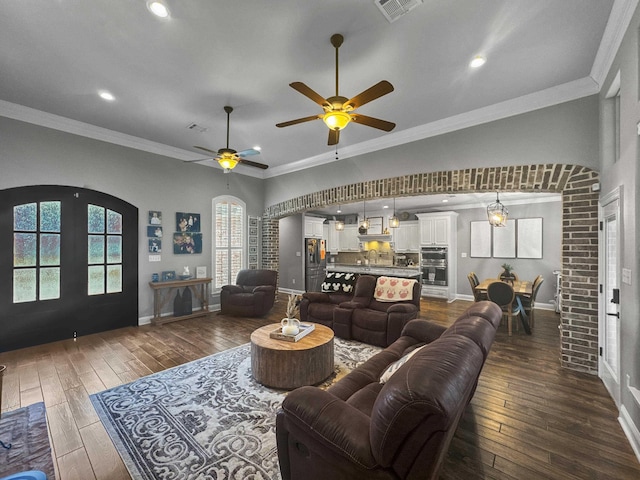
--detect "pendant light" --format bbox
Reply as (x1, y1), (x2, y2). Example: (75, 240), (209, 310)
(389, 197), (399, 228)
(360, 200), (369, 230)
(334, 204), (345, 231)
(487, 191), (508, 227)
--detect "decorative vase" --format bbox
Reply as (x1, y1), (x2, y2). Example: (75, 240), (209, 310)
(281, 318), (300, 336)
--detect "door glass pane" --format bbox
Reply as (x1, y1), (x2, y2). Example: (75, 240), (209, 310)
(40, 201), (61, 232)
(88, 205), (105, 233)
(88, 265), (105, 295)
(14, 233), (37, 267)
(88, 235), (105, 264)
(107, 209), (122, 234)
(13, 269), (36, 303)
(40, 267), (61, 300)
(14, 203), (37, 231)
(40, 234), (61, 266)
(107, 236), (122, 263)
(604, 217), (618, 374)
(106, 265), (122, 293)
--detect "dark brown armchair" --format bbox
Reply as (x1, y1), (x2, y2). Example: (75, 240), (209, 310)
(220, 269), (278, 316)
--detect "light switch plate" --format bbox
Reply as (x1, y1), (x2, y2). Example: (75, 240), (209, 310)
(622, 268), (632, 285)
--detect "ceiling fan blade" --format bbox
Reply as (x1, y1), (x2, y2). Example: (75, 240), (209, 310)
(351, 114), (396, 132)
(236, 148), (260, 157)
(290, 82), (331, 108)
(328, 129), (340, 146)
(239, 158), (269, 169)
(194, 145), (220, 155)
(182, 157), (214, 163)
(276, 114), (322, 128)
(344, 80), (394, 110)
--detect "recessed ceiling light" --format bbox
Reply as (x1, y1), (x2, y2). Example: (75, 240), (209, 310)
(98, 90), (115, 101)
(470, 55), (486, 68)
(383, 205), (389, 209)
(442, 199), (449, 203)
(147, 1), (170, 18)
(253, 146), (261, 151)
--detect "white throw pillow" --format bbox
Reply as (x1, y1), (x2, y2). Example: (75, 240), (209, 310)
(379, 345), (426, 384)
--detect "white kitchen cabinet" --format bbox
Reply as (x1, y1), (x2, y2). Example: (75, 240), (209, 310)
(392, 221), (419, 252)
(338, 224), (360, 251)
(327, 221), (340, 252)
(417, 212), (456, 246)
(304, 216), (325, 238)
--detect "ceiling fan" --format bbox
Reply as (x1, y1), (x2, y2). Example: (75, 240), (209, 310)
(191, 106), (268, 173)
(276, 33), (396, 146)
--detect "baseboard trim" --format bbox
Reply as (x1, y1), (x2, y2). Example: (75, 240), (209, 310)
(619, 405), (640, 463)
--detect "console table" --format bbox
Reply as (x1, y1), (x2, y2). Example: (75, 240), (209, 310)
(149, 277), (212, 325)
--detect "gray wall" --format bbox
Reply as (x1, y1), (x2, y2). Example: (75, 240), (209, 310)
(264, 96), (600, 207)
(0, 117), (266, 320)
(278, 214), (304, 292)
(598, 3), (640, 444)
(455, 198), (562, 305)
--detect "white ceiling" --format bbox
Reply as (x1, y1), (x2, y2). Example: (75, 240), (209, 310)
(0, 1), (626, 179)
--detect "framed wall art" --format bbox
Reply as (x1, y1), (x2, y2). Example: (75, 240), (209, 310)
(148, 210), (162, 225)
(176, 212), (200, 232)
(470, 221), (492, 258)
(173, 232), (202, 254)
(147, 226), (163, 238)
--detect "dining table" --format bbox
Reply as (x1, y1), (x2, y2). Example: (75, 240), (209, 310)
(475, 278), (533, 296)
(474, 278), (533, 334)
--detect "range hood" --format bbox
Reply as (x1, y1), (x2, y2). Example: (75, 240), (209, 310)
(357, 234), (393, 241)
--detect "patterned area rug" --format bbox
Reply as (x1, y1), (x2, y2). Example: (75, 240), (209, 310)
(0, 402), (55, 479)
(91, 338), (381, 480)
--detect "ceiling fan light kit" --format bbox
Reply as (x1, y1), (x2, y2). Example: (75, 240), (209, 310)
(191, 106), (268, 173)
(277, 33), (395, 146)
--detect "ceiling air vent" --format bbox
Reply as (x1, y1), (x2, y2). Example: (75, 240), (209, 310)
(186, 123), (208, 133)
(375, 0), (423, 23)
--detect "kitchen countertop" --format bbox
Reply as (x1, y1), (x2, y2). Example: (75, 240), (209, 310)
(327, 264), (421, 278)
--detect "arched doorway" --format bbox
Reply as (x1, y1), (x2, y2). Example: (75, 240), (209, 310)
(0, 186), (138, 351)
(261, 164), (600, 373)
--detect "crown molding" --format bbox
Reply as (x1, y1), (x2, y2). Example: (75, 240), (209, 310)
(264, 76), (600, 178)
(590, 0), (639, 87)
(0, 99), (265, 179)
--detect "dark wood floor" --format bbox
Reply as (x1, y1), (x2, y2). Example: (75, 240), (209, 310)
(0, 296), (638, 480)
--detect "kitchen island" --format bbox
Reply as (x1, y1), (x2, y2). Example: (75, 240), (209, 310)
(326, 264), (421, 281)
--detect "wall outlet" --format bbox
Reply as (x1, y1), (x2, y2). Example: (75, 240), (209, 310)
(292, 278), (295, 284)
(461, 252), (467, 258)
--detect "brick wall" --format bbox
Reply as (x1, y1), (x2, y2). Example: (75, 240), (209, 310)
(261, 164), (600, 373)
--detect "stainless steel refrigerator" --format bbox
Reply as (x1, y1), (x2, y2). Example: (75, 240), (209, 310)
(305, 238), (326, 292)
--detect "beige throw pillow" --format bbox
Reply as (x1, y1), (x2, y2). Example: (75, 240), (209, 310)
(379, 345), (426, 384)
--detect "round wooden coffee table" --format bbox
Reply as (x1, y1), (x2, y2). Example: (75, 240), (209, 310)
(250, 323), (334, 390)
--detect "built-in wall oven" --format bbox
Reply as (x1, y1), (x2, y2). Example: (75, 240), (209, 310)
(421, 246), (448, 286)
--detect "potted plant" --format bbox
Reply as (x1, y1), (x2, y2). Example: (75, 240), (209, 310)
(500, 263), (515, 284)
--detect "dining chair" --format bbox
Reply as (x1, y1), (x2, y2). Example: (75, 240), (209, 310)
(487, 281), (523, 336)
(520, 275), (544, 328)
(468, 272), (486, 301)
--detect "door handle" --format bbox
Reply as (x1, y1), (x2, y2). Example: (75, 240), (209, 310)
(606, 312), (620, 318)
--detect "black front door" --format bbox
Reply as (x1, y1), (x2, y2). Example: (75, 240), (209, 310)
(0, 186), (138, 351)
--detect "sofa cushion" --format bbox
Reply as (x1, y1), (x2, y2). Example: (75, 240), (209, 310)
(379, 344), (426, 384)
(321, 272), (358, 294)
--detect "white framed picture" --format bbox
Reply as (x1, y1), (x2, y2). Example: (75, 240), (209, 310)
(196, 266), (207, 278)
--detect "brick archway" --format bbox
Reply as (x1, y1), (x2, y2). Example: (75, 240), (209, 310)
(262, 164), (599, 373)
